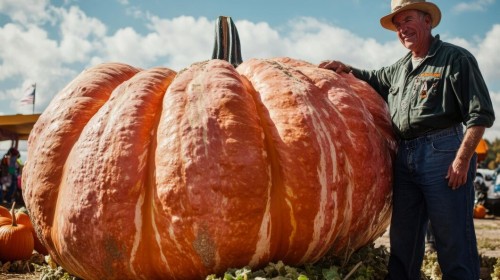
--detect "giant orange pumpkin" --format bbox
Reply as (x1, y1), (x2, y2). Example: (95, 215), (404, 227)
(23, 17), (396, 279)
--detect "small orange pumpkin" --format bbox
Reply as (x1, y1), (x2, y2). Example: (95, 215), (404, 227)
(0, 203), (35, 262)
(473, 204), (487, 219)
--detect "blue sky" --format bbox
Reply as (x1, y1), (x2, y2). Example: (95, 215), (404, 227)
(1, 0), (500, 141)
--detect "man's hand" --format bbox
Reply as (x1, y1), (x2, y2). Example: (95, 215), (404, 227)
(446, 158), (469, 189)
(445, 126), (485, 190)
(318, 60), (352, 74)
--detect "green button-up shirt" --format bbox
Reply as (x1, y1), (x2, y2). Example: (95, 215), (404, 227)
(351, 35), (495, 139)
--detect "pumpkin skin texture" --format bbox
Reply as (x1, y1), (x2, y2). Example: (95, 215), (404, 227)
(23, 58), (396, 279)
(15, 211), (49, 255)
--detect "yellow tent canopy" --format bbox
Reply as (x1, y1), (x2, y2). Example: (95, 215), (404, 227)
(0, 114), (41, 145)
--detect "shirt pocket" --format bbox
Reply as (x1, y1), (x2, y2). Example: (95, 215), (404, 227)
(412, 77), (441, 110)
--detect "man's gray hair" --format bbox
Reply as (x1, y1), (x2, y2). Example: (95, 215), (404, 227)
(417, 10), (433, 25)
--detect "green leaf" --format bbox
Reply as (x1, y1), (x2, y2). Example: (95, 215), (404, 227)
(322, 266), (342, 280)
(298, 274), (309, 280)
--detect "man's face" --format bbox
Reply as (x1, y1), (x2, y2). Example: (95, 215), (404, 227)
(392, 9), (432, 53)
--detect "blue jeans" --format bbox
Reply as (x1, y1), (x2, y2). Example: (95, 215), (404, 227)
(387, 125), (479, 280)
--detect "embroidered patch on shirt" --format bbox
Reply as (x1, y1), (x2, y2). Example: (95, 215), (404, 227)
(419, 72), (441, 78)
(420, 90), (428, 98)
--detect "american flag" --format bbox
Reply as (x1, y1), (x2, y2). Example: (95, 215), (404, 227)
(20, 83), (36, 105)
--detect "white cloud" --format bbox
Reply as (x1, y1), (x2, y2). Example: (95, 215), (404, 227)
(97, 27), (160, 66)
(484, 91), (500, 140)
(0, 4), (499, 140)
(453, 0), (495, 13)
(144, 16), (214, 70)
(0, 4), (111, 114)
(279, 17), (407, 69)
(236, 20), (284, 60)
(56, 6), (107, 63)
(0, 22), (75, 112)
(475, 26), (500, 140)
(0, 0), (52, 25)
(210, 17), (406, 70)
(444, 25), (500, 141)
(474, 24), (500, 86)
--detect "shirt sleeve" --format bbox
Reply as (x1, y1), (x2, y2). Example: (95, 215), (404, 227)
(350, 66), (393, 101)
(450, 54), (495, 128)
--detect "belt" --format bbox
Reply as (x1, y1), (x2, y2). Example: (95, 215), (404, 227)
(398, 124), (463, 142)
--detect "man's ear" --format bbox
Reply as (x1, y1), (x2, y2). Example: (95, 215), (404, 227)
(425, 14), (433, 30)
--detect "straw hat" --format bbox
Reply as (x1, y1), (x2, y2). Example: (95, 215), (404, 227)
(380, 0), (441, 31)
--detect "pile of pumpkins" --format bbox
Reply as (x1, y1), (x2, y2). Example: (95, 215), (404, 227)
(0, 203), (48, 262)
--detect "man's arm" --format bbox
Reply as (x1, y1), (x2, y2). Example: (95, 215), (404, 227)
(446, 125), (485, 189)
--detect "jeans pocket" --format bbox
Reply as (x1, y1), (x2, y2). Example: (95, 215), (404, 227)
(431, 135), (461, 153)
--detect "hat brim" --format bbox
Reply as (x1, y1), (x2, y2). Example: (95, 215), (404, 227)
(380, 2), (441, 31)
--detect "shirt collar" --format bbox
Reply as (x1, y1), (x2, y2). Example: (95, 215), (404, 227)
(427, 34), (442, 58)
(401, 34), (442, 69)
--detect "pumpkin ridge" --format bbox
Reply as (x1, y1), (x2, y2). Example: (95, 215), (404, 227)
(294, 67), (395, 255)
(272, 59), (341, 262)
(238, 58), (333, 262)
(237, 60), (308, 261)
(239, 74), (283, 265)
(57, 67), (176, 279)
(277, 62), (345, 263)
(135, 68), (178, 278)
(153, 59), (273, 277)
(29, 64), (175, 280)
(22, 63), (140, 267)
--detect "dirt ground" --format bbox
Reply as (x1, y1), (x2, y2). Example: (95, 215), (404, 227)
(374, 214), (500, 258)
(0, 275), (39, 280)
(1, 216), (499, 280)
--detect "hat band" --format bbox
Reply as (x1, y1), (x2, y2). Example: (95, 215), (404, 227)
(393, 5), (403, 12)
(392, 5), (407, 13)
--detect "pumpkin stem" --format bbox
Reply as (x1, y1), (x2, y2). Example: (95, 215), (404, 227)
(212, 16), (243, 67)
(10, 202), (17, 227)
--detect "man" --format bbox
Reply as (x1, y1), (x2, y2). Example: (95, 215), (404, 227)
(2, 147), (20, 204)
(319, 0), (495, 279)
